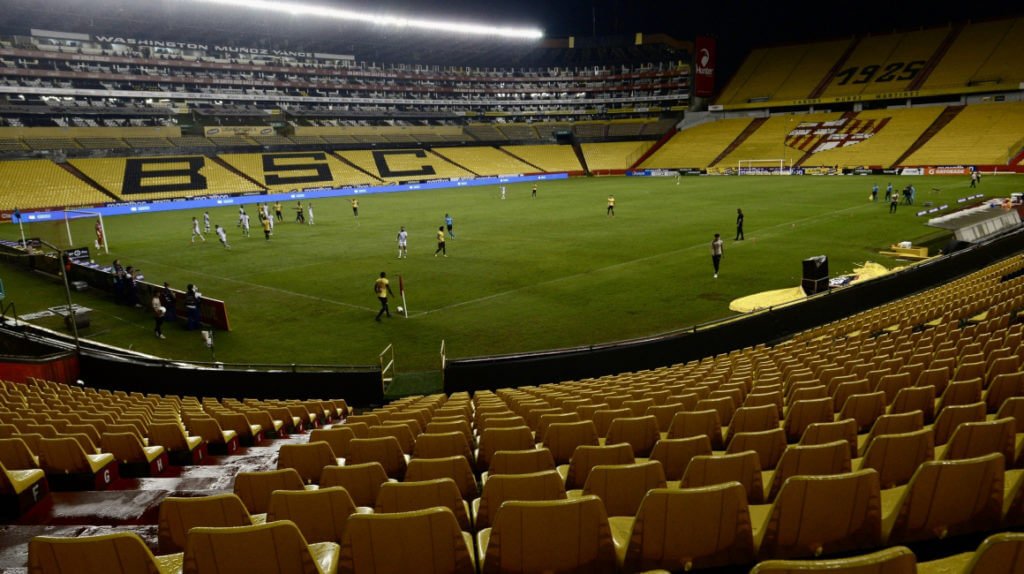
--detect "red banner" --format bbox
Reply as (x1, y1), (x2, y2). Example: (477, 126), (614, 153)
(695, 36), (716, 98)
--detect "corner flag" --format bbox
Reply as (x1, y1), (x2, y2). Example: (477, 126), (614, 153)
(399, 275), (408, 317)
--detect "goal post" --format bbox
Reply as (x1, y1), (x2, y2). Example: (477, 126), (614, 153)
(30, 210), (109, 254)
(737, 158), (793, 175)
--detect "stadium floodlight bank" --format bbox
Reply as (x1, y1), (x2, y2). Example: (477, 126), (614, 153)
(738, 159), (793, 175)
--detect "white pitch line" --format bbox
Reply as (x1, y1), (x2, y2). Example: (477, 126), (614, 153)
(129, 257), (378, 313)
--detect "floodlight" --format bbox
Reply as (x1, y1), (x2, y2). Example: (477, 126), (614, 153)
(183, 0), (544, 39)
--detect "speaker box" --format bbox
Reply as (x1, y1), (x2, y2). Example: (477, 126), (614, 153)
(554, 130), (575, 144)
(801, 255), (829, 295)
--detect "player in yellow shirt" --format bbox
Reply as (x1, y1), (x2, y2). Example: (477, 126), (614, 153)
(607, 195), (616, 216)
(374, 271), (395, 321)
(350, 198), (359, 219)
(434, 226), (447, 257)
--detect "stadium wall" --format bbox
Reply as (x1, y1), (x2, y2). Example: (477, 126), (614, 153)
(444, 227), (1024, 394)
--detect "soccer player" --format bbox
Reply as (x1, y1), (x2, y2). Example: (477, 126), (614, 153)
(241, 212), (251, 237)
(274, 201), (283, 221)
(889, 190), (900, 214)
(295, 201), (305, 223)
(607, 195), (615, 216)
(261, 214), (271, 240)
(735, 208), (745, 241)
(265, 204), (274, 234)
(434, 226), (447, 257)
(500, 185), (506, 200)
(531, 184), (537, 198)
(871, 183), (878, 202)
(238, 205), (245, 227)
(215, 225), (231, 249)
(711, 233), (724, 278)
(397, 226), (408, 259)
(203, 211), (211, 233)
(307, 202), (315, 225)
(445, 213), (455, 239)
(885, 183), (893, 202)
(191, 217), (205, 244)
(350, 198), (359, 219)
(374, 271), (395, 321)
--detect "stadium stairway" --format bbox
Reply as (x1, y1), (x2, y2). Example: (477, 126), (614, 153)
(907, 23), (965, 91)
(627, 126), (679, 171)
(892, 105), (965, 167)
(209, 155), (269, 192)
(327, 151), (383, 184)
(570, 141), (590, 176)
(496, 146), (544, 173)
(708, 117), (768, 169)
(807, 37), (860, 100)
(56, 161), (118, 203)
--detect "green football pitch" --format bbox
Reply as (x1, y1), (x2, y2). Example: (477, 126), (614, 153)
(1, 174), (1011, 393)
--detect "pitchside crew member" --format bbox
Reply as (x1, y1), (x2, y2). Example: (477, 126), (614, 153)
(711, 233), (724, 278)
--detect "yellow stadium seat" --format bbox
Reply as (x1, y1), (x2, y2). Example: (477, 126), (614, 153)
(605, 415), (660, 457)
(346, 437), (408, 480)
(472, 470), (567, 531)
(278, 442), (343, 485)
(411, 432), (473, 463)
(319, 462), (390, 507)
(29, 530), (184, 574)
(682, 451), (765, 505)
(751, 546), (916, 574)
(612, 483), (755, 572)
(158, 493), (260, 554)
(268, 487), (364, 544)
(183, 520), (338, 574)
(367, 424), (417, 455)
(561, 443), (635, 490)
(576, 461), (667, 517)
(936, 417), (1016, 466)
(542, 421), (600, 465)
(374, 478), (471, 532)
(857, 429), (934, 489)
(478, 496), (617, 574)
(233, 468), (310, 515)
(753, 470), (882, 560)
(308, 428), (356, 460)
(100, 432), (168, 477)
(798, 419), (858, 458)
(728, 428), (789, 471)
(859, 411), (923, 456)
(882, 453), (1005, 545)
(482, 447), (555, 483)
(148, 422), (206, 465)
(37, 437), (117, 490)
(765, 440), (852, 502)
(0, 460), (48, 517)
(667, 410), (724, 449)
(404, 455), (478, 501)
(475, 427), (534, 472)
(339, 507), (476, 574)
(917, 532), (1024, 574)
(187, 417), (238, 455)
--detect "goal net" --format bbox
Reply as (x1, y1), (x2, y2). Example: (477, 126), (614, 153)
(737, 158), (793, 175)
(22, 210), (108, 255)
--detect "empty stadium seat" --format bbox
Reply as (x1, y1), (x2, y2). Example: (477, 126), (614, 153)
(478, 496), (616, 574)
(278, 441), (342, 485)
(917, 531), (1024, 574)
(482, 448), (555, 482)
(576, 461), (667, 517)
(649, 436), (712, 483)
(268, 487), (363, 545)
(158, 493), (260, 554)
(682, 451), (765, 504)
(29, 530), (184, 574)
(404, 455), (478, 500)
(233, 468), (310, 515)
(472, 470), (567, 530)
(183, 519), (339, 574)
(475, 427), (534, 472)
(319, 463), (391, 508)
(750, 546), (916, 574)
(753, 470), (882, 560)
(339, 507), (475, 574)
(37, 437), (118, 490)
(604, 415), (660, 457)
(542, 421), (600, 465)
(374, 478), (471, 531)
(346, 437), (407, 480)
(857, 429), (934, 489)
(667, 410), (724, 449)
(148, 422), (206, 465)
(882, 453), (1005, 545)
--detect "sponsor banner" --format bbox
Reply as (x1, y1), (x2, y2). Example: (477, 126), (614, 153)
(925, 165), (970, 175)
(65, 246), (92, 264)
(626, 169), (689, 177)
(899, 168), (924, 176)
(17, 173), (570, 220)
(694, 36), (716, 98)
(204, 126), (275, 137)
